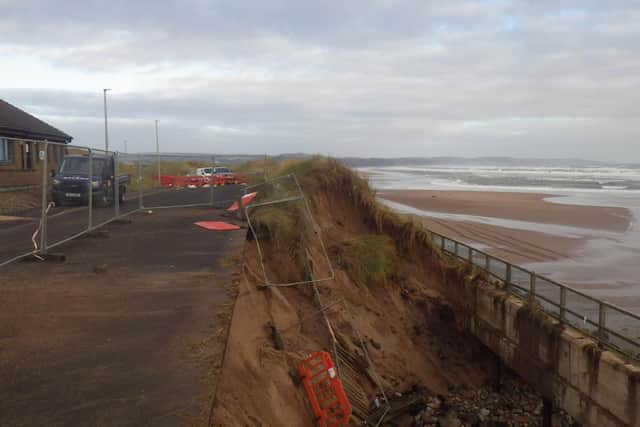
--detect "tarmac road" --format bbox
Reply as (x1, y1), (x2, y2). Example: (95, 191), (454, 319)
(0, 185), (243, 266)
(0, 203), (246, 426)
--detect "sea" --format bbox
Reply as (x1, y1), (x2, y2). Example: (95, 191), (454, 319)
(358, 160), (640, 312)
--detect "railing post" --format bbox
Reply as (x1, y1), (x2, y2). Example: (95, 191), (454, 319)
(88, 149), (93, 229)
(467, 246), (473, 264)
(39, 140), (48, 256)
(485, 254), (491, 272)
(454, 241), (459, 258)
(598, 302), (606, 340)
(137, 153), (143, 209)
(210, 155), (215, 206)
(505, 263), (512, 291)
(529, 272), (536, 304)
(560, 287), (567, 321)
(114, 151), (120, 217)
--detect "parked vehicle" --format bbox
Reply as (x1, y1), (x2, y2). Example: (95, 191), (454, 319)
(51, 154), (129, 207)
(195, 166), (241, 185)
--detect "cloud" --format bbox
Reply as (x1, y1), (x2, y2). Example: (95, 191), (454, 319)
(0, 0), (639, 161)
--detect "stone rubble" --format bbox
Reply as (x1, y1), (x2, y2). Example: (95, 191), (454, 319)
(400, 375), (577, 427)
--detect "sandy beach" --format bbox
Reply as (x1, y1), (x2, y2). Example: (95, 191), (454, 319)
(378, 190), (633, 265)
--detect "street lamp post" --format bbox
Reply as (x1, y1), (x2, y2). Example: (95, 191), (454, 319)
(155, 120), (160, 187)
(103, 88), (111, 152)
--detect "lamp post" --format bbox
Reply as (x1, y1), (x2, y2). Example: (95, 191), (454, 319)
(155, 120), (160, 187)
(103, 88), (111, 152)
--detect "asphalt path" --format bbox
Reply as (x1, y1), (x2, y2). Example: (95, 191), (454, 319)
(0, 185), (243, 265)
(0, 206), (246, 426)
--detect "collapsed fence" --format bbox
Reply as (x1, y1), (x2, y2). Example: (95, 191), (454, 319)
(0, 138), (255, 267)
(241, 174), (390, 425)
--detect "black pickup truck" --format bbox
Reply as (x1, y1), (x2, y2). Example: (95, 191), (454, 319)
(51, 154), (130, 207)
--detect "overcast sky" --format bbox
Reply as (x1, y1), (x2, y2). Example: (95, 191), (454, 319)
(1, 1), (639, 161)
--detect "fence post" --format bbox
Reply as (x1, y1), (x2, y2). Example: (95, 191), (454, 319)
(560, 287), (567, 321)
(137, 153), (143, 210)
(468, 246), (473, 264)
(505, 263), (512, 291)
(454, 241), (459, 258)
(114, 151), (120, 217)
(529, 273), (536, 304)
(598, 302), (606, 340)
(39, 140), (48, 256)
(88, 149), (93, 229)
(485, 254), (491, 272)
(210, 155), (215, 206)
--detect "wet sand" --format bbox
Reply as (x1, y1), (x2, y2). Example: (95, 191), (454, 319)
(378, 190), (633, 265)
(379, 190), (632, 233)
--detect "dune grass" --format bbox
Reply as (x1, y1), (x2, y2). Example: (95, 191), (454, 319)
(331, 235), (398, 287)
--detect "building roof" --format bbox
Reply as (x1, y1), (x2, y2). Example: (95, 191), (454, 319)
(0, 99), (73, 143)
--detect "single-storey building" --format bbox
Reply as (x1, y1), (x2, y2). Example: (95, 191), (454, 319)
(0, 99), (73, 188)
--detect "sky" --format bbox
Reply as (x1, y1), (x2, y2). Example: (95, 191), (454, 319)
(1, 0), (639, 161)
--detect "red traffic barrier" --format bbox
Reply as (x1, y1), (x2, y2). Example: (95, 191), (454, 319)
(227, 192), (258, 212)
(298, 351), (352, 427)
(194, 221), (241, 231)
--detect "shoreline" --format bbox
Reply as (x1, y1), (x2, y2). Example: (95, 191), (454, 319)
(378, 189), (632, 233)
(377, 189), (633, 267)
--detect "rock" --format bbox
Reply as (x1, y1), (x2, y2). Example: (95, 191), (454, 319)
(479, 408), (490, 421)
(437, 410), (462, 427)
(369, 338), (382, 350)
(93, 263), (108, 274)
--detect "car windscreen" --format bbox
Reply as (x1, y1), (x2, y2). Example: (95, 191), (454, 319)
(59, 158), (106, 175)
(214, 167), (230, 173)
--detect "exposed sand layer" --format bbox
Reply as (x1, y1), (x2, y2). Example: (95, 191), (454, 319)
(209, 161), (549, 426)
(378, 190), (632, 232)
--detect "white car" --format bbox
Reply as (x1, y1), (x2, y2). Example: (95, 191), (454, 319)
(195, 167), (231, 176)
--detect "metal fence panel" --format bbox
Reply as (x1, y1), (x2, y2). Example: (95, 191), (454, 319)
(533, 276), (562, 317)
(603, 305), (640, 356)
(0, 138), (44, 265)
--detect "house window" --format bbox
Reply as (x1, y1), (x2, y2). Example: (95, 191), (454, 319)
(0, 138), (12, 164)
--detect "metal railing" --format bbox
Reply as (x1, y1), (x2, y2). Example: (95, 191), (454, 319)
(0, 138), (245, 267)
(430, 231), (640, 359)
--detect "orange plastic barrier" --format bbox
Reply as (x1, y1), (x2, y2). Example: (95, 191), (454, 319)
(298, 351), (352, 427)
(226, 192), (258, 212)
(194, 221), (241, 231)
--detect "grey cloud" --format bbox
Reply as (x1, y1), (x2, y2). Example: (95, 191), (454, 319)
(1, 0), (639, 161)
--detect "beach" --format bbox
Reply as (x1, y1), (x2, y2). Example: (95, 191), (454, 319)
(376, 188), (640, 311)
(378, 189), (631, 264)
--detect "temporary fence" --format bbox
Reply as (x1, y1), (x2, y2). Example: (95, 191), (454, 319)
(0, 138), (246, 267)
(244, 173), (335, 288)
(432, 231), (640, 359)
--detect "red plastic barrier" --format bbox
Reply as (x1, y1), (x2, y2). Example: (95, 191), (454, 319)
(159, 173), (247, 188)
(227, 192), (258, 212)
(194, 221), (241, 231)
(298, 351), (352, 427)
(160, 175), (177, 187)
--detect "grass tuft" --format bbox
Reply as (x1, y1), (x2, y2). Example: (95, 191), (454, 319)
(331, 235), (398, 288)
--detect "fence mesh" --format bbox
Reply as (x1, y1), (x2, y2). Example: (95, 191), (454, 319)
(0, 142), (248, 266)
(245, 174), (333, 287)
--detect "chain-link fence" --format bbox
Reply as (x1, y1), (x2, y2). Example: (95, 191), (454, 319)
(0, 139), (247, 266)
(433, 231), (640, 359)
